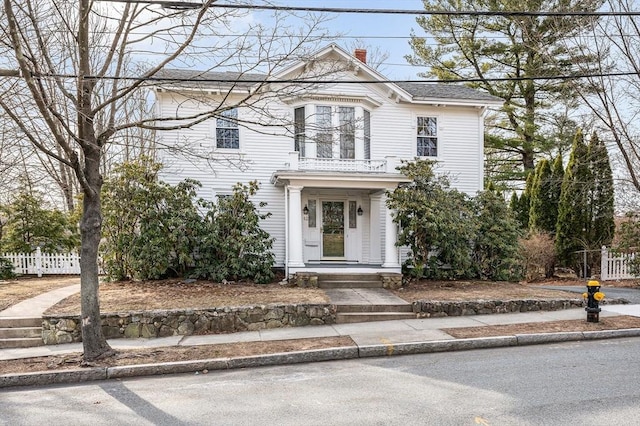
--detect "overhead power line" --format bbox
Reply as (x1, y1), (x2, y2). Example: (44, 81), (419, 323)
(99, 0), (640, 17)
(1, 69), (636, 84)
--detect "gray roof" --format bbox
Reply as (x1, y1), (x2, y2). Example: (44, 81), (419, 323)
(152, 69), (267, 90)
(154, 69), (501, 104)
(396, 82), (502, 103)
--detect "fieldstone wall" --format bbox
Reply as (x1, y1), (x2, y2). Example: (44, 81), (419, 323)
(42, 304), (336, 345)
(380, 273), (403, 290)
(412, 298), (627, 317)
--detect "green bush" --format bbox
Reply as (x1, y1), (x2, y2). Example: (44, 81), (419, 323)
(0, 257), (15, 280)
(389, 160), (523, 281)
(101, 159), (275, 283)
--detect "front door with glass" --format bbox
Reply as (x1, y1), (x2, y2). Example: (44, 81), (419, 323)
(321, 201), (345, 258)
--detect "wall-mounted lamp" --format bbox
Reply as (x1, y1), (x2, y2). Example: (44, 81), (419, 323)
(357, 206), (363, 216)
(303, 205), (309, 217)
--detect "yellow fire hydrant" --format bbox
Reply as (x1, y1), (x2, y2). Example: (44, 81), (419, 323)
(583, 280), (605, 323)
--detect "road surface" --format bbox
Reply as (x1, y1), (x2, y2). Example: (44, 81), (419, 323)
(2, 338), (640, 425)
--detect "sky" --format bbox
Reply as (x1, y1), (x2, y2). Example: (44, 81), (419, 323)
(252, 0), (428, 79)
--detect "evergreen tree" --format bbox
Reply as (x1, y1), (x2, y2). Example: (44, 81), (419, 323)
(556, 130), (591, 268)
(529, 159), (555, 234)
(550, 154), (565, 231)
(587, 132), (615, 248)
(473, 189), (523, 281)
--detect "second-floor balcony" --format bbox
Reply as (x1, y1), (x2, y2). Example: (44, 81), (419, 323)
(287, 152), (399, 174)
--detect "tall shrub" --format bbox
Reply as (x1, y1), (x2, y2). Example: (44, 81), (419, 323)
(387, 160), (476, 279)
(193, 181), (275, 284)
(587, 132), (615, 249)
(473, 189), (523, 281)
(101, 160), (202, 280)
(556, 129), (591, 269)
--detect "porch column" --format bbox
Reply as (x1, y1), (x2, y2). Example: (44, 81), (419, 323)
(382, 195), (400, 268)
(369, 193), (382, 264)
(288, 185), (305, 267)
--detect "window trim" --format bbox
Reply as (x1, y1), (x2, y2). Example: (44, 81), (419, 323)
(215, 108), (240, 150)
(416, 115), (438, 158)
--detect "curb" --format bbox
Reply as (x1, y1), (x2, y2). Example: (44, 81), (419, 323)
(3, 329), (640, 389)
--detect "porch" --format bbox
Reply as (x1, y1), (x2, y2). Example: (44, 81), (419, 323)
(271, 165), (410, 277)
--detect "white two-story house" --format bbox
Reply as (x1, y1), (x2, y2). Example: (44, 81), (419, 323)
(155, 44), (502, 278)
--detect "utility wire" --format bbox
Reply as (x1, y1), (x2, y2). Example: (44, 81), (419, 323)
(98, 0), (640, 17)
(3, 70), (636, 84)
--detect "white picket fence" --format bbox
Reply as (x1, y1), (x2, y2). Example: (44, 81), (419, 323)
(1, 248), (82, 276)
(601, 246), (638, 281)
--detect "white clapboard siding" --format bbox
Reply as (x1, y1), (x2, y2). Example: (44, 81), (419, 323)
(157, 74), (487, 265)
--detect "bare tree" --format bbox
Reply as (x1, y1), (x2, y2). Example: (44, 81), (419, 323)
(0, 0), (331, 361)
(569, 0), (640, 202)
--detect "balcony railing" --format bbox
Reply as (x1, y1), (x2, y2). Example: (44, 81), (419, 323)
(288, 152), (398, 173)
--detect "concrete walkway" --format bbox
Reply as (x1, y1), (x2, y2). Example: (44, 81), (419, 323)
(0, 284), (80, 318)
(324, 288), (410, 306)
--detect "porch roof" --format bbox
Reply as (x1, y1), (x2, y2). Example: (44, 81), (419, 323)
(270, 169), (410, 190)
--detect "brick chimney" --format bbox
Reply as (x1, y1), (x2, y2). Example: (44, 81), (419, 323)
(354, 49), (367, 64)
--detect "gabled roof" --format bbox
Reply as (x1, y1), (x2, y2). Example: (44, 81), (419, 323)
(153, 44), (503, 107)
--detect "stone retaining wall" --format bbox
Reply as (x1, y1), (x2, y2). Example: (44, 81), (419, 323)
(42, 304), (336, 345)
(412, 298), (627, 317)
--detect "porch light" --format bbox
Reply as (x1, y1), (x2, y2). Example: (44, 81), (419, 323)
(303, 205), (309, 217)
(357, 206), (363, 216)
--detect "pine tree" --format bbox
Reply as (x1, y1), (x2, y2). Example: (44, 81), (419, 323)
(556, 130), (591, 268)
(587, 132), (615, 248)
(529, 159), (555, 234)
(550, 154), (564, 232)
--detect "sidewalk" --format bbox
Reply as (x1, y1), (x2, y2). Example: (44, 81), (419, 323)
(2, 284), (640, 388)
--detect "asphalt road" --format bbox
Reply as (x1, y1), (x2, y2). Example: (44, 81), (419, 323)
(542, 285), (640, 303)
(2, 338), (640, 425)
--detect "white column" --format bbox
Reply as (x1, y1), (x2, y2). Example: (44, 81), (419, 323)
(369, 194), (382, 264)
(288, 185), (305, 267)
(382, 196), (400, 268)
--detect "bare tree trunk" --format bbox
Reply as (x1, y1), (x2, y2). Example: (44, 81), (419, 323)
(79, 158), (112, 360)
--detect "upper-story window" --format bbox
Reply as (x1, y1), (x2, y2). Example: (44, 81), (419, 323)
(339, 107), (355, 159)
(216, 108), (239, 149)
(315, 105), (356, 159)
(316, 106), (333, 158)
(294, 107), (306, 157)
(417, 116), (437, 157)
(363, 110), (371, 160)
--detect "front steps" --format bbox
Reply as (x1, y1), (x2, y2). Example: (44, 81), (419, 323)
(318, 274), (416, 324)
(0, 317), (43, 349)
(335, 302), (416, 324)
(317, 274), (383, 289)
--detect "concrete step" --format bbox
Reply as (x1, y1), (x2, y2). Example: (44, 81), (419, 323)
(319, 280), (382, 289)
(0, 337), (44, 349)
(317, 274), (381, 282)
(336, 312), (417, 324)
(336, 304), (413, 313)
(0, 317), (42, 328)
(0, 326), (42, 339)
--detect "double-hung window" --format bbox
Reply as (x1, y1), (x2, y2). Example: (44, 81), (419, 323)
(294, 107), (306, 156)
(339, 107), (355, 159)
(316, 106), (333, 158)
(417, 116), (437, 157)
(216, 108), (239, 149)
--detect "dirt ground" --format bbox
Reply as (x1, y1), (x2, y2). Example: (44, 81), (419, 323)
(0, 337), (354, 375)
(1, 276), (639, 376)
(0, 276), (80, 311)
